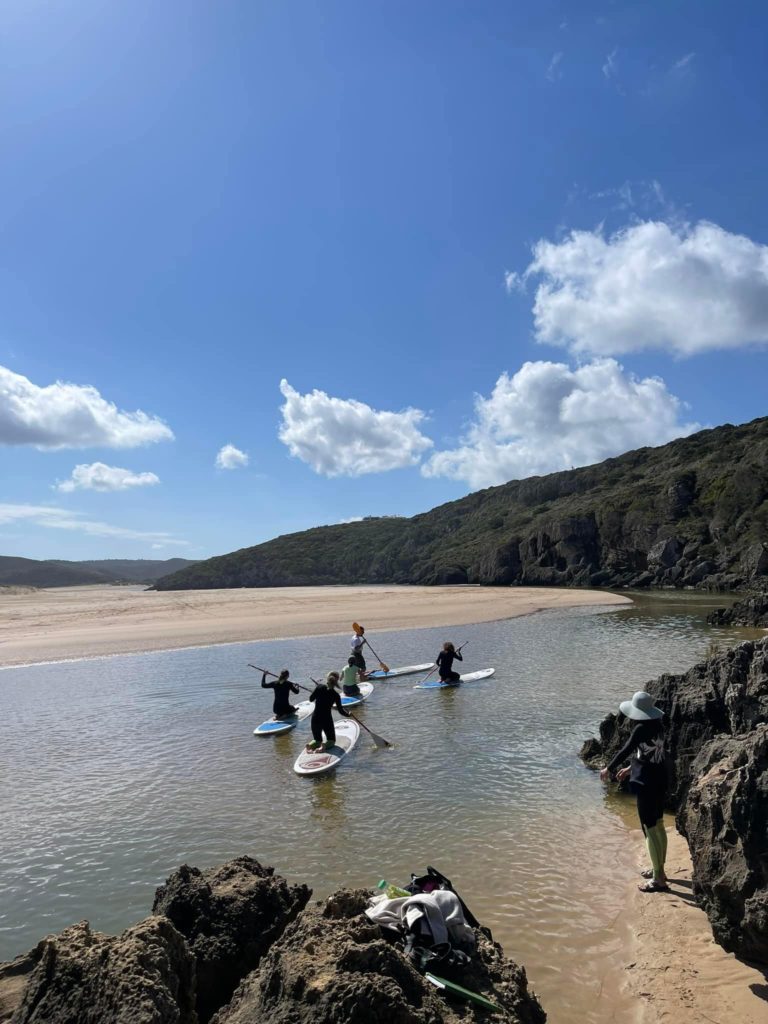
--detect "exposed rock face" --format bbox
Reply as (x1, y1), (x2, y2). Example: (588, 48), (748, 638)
(708, 591), (768, 628)
(152, 856), (311, 1023)
(581, 636), (768, 964)
(212, 889), (546, 1024)
(1, 917), (195, 1024)
(678, 726), (768, 964)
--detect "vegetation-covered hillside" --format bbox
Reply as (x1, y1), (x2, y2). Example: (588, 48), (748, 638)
(155, 417), (768, 592)
(0, 557), (197, 588)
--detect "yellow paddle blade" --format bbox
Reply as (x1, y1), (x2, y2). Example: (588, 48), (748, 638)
(352, 621), (364, 635)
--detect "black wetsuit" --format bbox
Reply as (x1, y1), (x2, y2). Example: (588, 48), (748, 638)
(261, 674), (300, 717)
(607, 719), (666, 829)
(309, 685), (350, 745)
(436, 648), (463, 683)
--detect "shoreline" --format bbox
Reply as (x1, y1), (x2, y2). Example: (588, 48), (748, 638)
(0, 583), (631, 669)
(622, 820), (767, 1023)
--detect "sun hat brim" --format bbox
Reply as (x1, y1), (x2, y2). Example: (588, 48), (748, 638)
(619, 699), (663, 721)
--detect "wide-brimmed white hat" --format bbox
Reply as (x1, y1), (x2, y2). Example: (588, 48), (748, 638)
(619, 691), (663, 721)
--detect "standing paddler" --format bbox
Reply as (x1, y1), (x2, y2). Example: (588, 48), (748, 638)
(306, 672), (351, 752)
(350, 625), (370, 680)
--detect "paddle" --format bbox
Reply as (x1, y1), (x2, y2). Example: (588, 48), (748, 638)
(309, 675), (392, 750)
(417, 641), (469, 686)
(248, 664), (313, 694)
(352, 622), (389, 673)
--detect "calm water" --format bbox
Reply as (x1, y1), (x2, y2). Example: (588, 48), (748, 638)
(0, 592), (761, 1023)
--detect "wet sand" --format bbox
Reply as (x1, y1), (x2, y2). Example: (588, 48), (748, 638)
(0, 583), (630, 668)
(624, 821), (767, 1024)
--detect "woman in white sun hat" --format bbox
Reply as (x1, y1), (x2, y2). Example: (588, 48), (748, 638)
(600, 691), (669, 892)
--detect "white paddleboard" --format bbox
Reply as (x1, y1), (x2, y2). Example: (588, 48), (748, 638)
(339, 681), (373, 708)
(368, 663), (434, 680)
(414, 668), (495, 690)
(293, 719), (360, 776)
(253, 700), (313, 736)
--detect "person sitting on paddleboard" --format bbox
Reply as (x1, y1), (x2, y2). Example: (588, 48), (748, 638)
(306, 672), (351, 752)
(340, 656), (362, 696)
(261, 669), (300, 719)
(350, 627), (370, 680)
(436, 642), (463, 685)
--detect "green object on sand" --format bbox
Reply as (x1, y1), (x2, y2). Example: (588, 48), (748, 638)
(425, 973), (502, 1012)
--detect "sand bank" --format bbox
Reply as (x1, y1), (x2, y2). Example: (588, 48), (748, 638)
(624, 821), (766, 1024)
(0, 583), (630, 668)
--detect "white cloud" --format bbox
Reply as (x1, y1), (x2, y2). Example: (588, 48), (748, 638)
(278, 379), (432, 477)
(215, 444), (249, 470)
(422, 359), (698, 489)
(0, 504), (187, 545)
(546, 51), (563, 82)
(602, 48), (618, 79)
(55, 462), (160, 493)
(0, 365), (174, 449)
(512, 220), (768, 356)
(339, 516), (364, 524)
(671, 52), (695, 75)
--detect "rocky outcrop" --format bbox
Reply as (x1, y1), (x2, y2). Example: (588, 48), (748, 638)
(581, 636), (768, 964)
(154, 416), (768, 594)
(212, 889), (546, 1024)
(152, 856), (311, 1023)
(678, 726), (768, 964)
(1, 865), (545, 1024)
(0, 917), (195, 1024)
(708, 591), (768, 628)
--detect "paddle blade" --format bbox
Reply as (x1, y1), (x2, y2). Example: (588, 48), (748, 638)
(367, 728), (392, 750)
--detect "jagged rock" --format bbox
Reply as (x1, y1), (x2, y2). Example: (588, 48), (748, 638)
(212, 889), (546, 1024)
(1, 918), (195, 1024)
(677, 726), (768, 964)
(742, 543), (768, 579)
(648, 537), (683, 569)
(152, 856), (310, 1023)
(708, 592), (768, 627)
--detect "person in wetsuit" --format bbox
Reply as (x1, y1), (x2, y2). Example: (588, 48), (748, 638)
(306, 671), (351, 752)
(600, 691), (669, 892)
(350, 628), (369, 680)
(436, 641), (463, 685)
(340, 656), (362, 696)
(261, 669), (300, 719)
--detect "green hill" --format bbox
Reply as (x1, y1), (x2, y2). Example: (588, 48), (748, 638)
(154, 417), (768, 593)
(0, 557), (197, 588)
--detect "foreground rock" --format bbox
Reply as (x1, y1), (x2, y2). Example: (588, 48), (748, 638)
(213, 889), (546, 1024)
(0, 917), (195, 1024)
(1, 864), (545, 1024)
(581, 636), (768, 964)
(708, 592), (768, 628)
(152, 856), (310, 1022)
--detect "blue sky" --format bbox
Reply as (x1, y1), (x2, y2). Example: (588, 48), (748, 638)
(2, 0), (767, 560)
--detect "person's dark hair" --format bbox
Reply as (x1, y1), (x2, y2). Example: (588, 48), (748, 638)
(348, 656), (356, 666)
(279, 669), (289, 681)
(443, 642), (455, 654)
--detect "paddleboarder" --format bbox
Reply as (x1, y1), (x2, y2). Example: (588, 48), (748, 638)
(350, 626), (370, 680)
(306, 672), (352, 752)
(261, 669), (301, 719)
(600, 691), (669, 893)
(436, 641), (463, 685)
(340, 656), (362, 696)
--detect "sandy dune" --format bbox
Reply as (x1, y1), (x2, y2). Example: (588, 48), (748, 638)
(0, 583), (630, 668)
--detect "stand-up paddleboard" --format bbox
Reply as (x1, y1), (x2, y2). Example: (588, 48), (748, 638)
(253, 700), (313, 736)
(414, 668), (495, 690)
(293, 719), (360, 776)
(368, 663), (433, 680)
(340, 681), (373, 707)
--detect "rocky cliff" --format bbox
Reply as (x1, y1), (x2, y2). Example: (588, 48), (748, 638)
(580, 636), (768, 964)
(154, 416), (768, 593)
(0, 859), (546, 1024)
(708, 591), (768, 628)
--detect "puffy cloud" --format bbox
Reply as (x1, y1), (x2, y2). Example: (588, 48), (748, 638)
(55, 462), (160, 493)
(546, 52), (563, 82)
(278, 379), (432, 477)
(215, 444), (249, 470)
(0, 365), (174, 448)
(512, 221), (768, 356)
(0, 503), (187, 545)
(422, 359), (699, 489)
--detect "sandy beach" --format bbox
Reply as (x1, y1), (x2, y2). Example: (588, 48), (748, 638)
(0, 582), (630, 668)
(624, 821), (767, 1024)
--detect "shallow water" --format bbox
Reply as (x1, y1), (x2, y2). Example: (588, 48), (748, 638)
(0, 591), (761, 1022)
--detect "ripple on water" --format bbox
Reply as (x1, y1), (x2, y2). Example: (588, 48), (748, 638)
(0, 593), (761, 1023)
